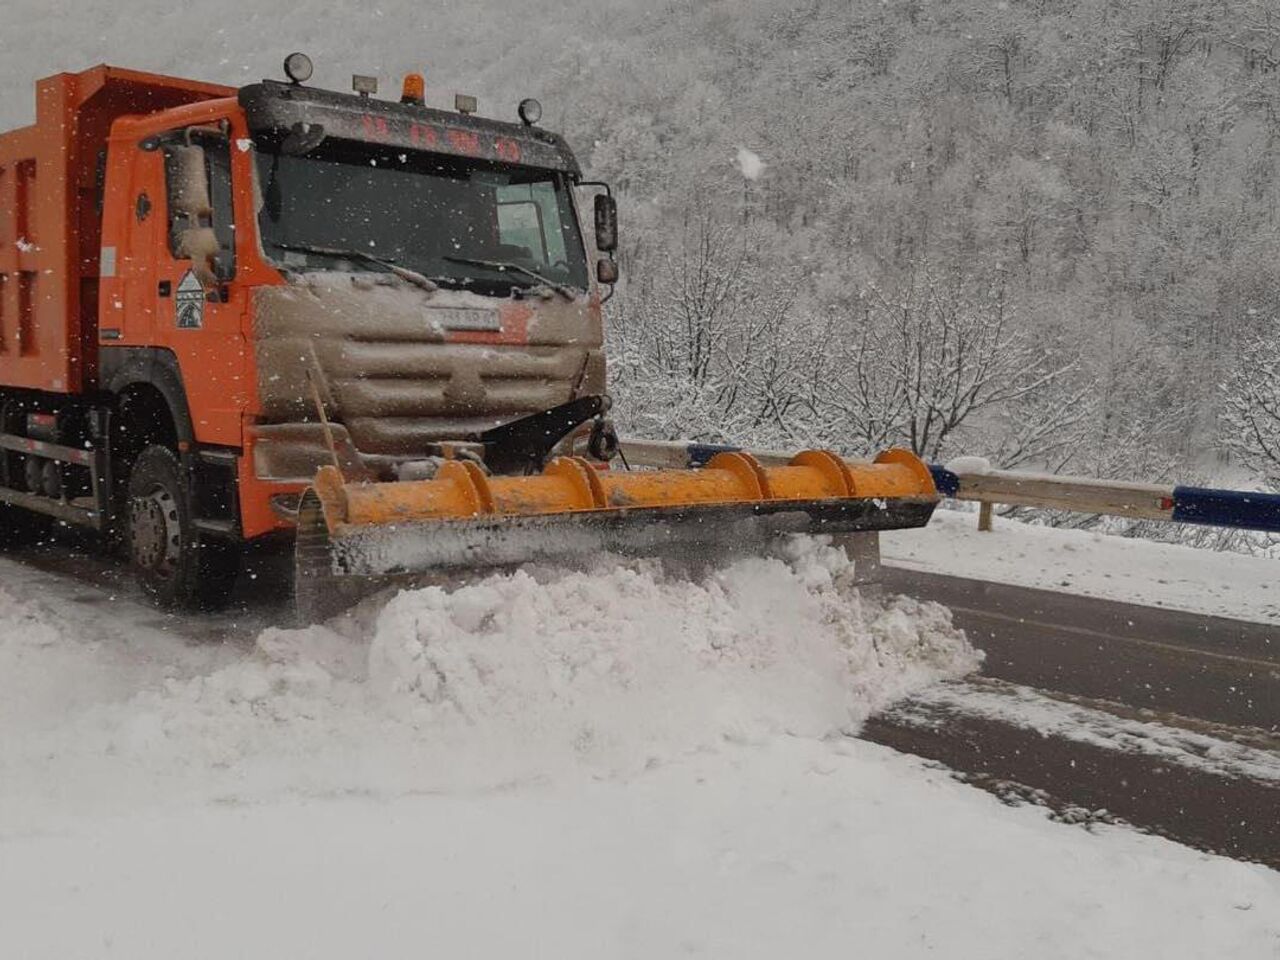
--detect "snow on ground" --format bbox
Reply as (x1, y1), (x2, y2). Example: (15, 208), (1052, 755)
(883, 507), (1280, 624)
(2, 537), (1279, 958)
(9, 738), (1280, 960)
(1, 539), (977, 815)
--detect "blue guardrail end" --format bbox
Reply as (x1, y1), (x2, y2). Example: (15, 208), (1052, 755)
(1171, 485), (1280, 533)
(929, 465), (961, 498)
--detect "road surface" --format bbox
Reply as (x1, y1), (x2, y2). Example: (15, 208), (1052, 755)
(870, 565), (1280, 867)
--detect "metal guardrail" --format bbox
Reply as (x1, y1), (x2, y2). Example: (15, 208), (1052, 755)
(930, 465), (1280, 534)
(603, 438), (1280, 535)
(926, 466), (1170, 521)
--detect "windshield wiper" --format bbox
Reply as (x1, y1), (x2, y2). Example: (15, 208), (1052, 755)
(272, 242), (438, 293)
(443, 255), (577, 301)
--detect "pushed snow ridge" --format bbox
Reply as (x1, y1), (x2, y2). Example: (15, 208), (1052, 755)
(1, 536), (978, 814)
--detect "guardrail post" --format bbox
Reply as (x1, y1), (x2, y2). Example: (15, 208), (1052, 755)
(978, 501), (994, 532)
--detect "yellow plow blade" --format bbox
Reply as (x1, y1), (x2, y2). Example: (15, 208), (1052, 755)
(294, 448), (937, 621)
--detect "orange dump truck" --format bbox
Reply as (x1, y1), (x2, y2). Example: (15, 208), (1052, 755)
(0, 57), (938, 616)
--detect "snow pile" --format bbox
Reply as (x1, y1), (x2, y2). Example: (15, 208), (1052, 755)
(365, 538), (978, 764)
(945, 454), (993, 475)
(1, 538), (978, 819)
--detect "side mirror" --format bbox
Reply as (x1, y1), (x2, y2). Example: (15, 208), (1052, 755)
(174, 226), (225, 285)
(167, 144), (212, 219)
(597, 257), (619, 285)
(594, 194), (618, 252)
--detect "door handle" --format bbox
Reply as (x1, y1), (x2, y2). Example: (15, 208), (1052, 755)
(158, 280), (172, 298)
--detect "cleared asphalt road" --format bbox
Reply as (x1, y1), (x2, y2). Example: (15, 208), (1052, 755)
(881, 566), (1280, 731)
(871, 565), (1280, 868)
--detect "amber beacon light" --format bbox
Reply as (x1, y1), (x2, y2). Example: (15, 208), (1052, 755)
(401, 72), (426, 106)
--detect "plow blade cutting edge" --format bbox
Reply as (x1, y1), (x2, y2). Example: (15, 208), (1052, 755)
(293, 448), (938, 622)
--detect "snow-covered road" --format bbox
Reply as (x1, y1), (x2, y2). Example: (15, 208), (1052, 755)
(2, 535), (1278, 958)
(9, 739), (1280, 959)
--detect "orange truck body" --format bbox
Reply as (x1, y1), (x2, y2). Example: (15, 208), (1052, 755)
(0, 64), (935, 614)
(0, 65), (608, 564)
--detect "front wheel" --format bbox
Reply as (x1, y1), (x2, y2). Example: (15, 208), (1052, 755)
(127, 445), (240, 610)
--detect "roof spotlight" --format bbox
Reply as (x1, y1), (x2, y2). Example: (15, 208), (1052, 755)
(284, 52), (314, 85)
(518, 98), (543, 126)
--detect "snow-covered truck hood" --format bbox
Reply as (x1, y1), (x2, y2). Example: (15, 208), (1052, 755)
(249, 272), (604, 477)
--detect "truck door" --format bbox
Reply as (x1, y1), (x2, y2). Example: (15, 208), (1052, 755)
(157, 128), (248, 447)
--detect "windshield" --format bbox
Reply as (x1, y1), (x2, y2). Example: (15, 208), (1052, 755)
(252, 139), (590, 294)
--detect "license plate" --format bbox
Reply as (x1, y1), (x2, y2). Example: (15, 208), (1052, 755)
(430, 307), (500, 332)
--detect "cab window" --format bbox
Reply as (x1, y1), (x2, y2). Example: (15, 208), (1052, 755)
(497, 181), (570, 269)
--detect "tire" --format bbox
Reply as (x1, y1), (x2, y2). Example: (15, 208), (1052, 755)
(126, 444), (240, 610)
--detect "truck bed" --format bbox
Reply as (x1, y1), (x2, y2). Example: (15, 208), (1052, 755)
(0, 66), (232, 395)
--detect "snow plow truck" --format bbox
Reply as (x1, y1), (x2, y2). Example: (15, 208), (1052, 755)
(0, 56), (939, 619)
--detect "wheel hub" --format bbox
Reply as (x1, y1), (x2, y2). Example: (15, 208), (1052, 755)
(131, 487), (181, 579)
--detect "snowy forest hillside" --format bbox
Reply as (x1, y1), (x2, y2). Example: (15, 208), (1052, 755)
(2, 0), (1279, 494)
(574, 0), (1280, 491)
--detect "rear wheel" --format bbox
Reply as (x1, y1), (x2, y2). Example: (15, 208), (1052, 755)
(127, 445), (239, 610)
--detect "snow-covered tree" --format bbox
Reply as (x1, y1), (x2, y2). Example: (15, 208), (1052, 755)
(829, 265), (1073, 461)
(1221, 317), (1280, 491)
